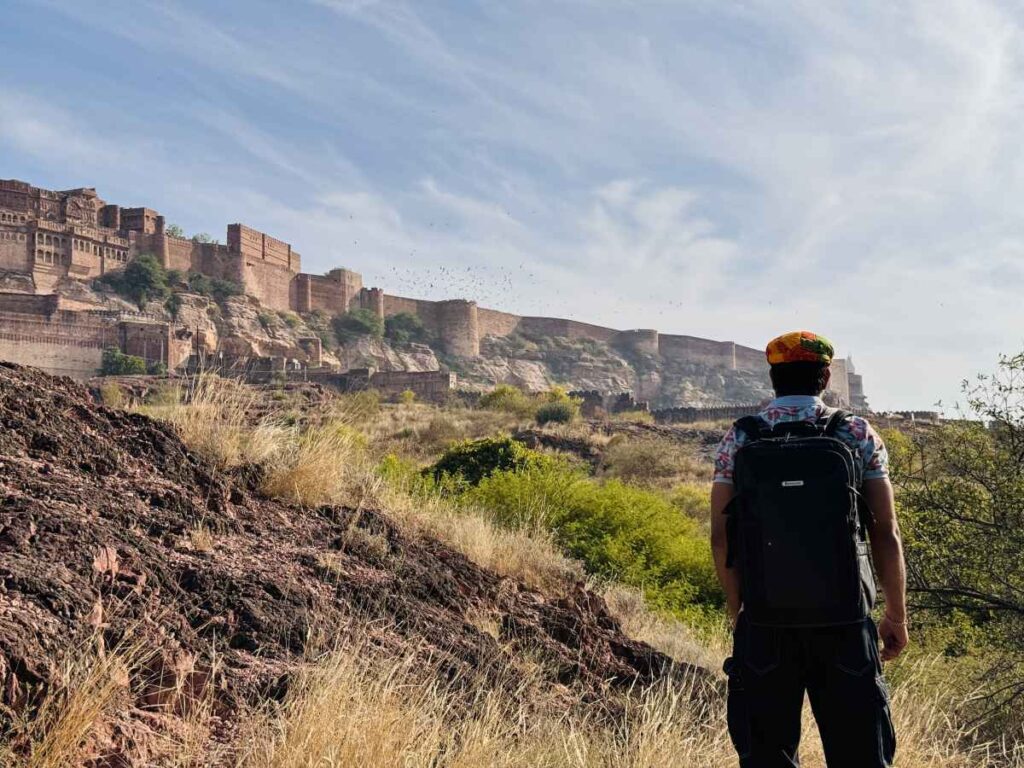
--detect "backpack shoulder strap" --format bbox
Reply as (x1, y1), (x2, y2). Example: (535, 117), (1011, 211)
(823, 409), (852, 437)
(734, 415), (766, 442)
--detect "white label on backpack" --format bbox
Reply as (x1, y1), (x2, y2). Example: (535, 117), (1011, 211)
(781, 480), (805, 487)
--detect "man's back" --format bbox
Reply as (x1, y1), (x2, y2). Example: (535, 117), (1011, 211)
(709, 332), (907, 768)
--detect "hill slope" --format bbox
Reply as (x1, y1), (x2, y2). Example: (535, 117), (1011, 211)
(0, 364), (697, 765)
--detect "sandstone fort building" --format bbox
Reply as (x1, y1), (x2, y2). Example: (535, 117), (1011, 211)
(0, 179), (868, 408)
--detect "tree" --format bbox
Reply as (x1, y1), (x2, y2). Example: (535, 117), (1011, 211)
(186, 272), (241, 302)
(896, 351), (1024, 729)
(101, 348), (146, 375)
(332, 309), (384, 344)
(165, 224), (185, 238)
(384, 312), (429, 344)
(191, 232), (220, 244)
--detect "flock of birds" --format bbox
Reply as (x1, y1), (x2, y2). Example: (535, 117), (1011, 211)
(360, 260), (698, 328)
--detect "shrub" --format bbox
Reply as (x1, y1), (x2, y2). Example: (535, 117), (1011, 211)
(600, 436), (712, 486)
(186, 272), (242, 302)
(398, 389), (416, 404)
(479, 384), (535, 418)
(334, 390), (381, 423)
(428, 436), (549, 486)
(146, 361), (167, 376)
(97, 253), (169, 308)
(257, 312), (275, 331)
(98, 380), (125, 408)
(100, 347), (146, 376)
(164, 293), (183, 319)
(333, 309), (384, 343)
(536, 400), (577, 425)
(668, 482), (713, 523)
(384, 312), (428, 344)
(463, 465), (721, 620)
(281, 312), (302, 329)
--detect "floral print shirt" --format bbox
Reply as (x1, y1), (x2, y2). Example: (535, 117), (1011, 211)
(712, 395), (889, 485)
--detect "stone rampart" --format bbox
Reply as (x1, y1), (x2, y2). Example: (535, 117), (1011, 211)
(0, 309), (111, 379)
(517, 316), (619, 343)
(435, 300), (479, 357)
(659, 334), (736, 369)
(478, 307), (522, 338)
(614, 329), (659, 356)
(734, 344), (766, 371)
(652, 404), (760, 425)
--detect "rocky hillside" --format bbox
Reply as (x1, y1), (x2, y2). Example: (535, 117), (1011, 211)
(0, 364), (692, 765)
(64, 279), (769, 406)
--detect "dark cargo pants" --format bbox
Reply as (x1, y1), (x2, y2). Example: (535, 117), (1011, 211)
(724, 614), (896, 767)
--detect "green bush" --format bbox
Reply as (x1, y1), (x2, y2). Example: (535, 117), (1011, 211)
(333, 309), (384, 343)
(428, 436), (549, 486)
(101, 347), (147, 376)
(384, 312), (429, 344)
(463, 464), (721, 620)
(97, 253), (169, 308)
(536, 400), (578, 425)
(164, 293), (183, 319)
(479, 384), (536, 418)
(186, 272), (242, 302)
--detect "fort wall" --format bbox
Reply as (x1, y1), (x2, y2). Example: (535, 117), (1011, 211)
(477, 307), (522, 338)
(0, 235), (31, 272)
(0, 308), (110, 379)
(659, 334), (737, 368)
(294, 269), (363, 314)
(517, 316), (619, 343)
(615, 329), (660, 356)
(239, 258), (294, 313)
(381, 293), (427, 319)
(0, 179), (871, 406)
(435, 300), (479, 357)
(734, 344), (766, 371)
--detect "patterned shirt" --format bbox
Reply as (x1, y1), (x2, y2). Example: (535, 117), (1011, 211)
(712, 395), (889, 485)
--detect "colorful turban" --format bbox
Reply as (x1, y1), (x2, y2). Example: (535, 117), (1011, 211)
(765, 331), (834, 365)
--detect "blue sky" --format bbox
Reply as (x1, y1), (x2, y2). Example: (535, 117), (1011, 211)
(2, 0), (1022, 409)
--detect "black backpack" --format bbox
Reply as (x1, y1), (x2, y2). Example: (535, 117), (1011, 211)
(727, 410), (876, 627)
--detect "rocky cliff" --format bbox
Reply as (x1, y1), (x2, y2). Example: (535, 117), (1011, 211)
(59, 281), (770, 406)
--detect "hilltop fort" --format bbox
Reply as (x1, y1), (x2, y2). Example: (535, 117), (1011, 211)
(0, 178), (869, 410)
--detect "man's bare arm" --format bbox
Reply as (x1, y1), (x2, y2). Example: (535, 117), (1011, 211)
(863, 477), (909, 661)
(711, 483), (742, 621)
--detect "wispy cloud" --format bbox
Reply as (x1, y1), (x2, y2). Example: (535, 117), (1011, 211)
(3, 0), (1024, 407)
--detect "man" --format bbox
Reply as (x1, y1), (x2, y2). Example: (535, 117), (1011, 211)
(710, 331), (908, 768)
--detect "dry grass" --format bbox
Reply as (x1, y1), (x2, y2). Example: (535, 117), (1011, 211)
(373, 476), (584, 595)
(261, 420), (376, 508)
(0, 632), (155, 768)
(238, 633), (724, 768)
(599, 435), (712, 487)
(237, 629), (1012, 768)
(135, 374), (281, 469)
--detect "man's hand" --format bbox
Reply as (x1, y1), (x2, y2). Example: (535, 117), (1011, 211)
(878, 615), (909, 662)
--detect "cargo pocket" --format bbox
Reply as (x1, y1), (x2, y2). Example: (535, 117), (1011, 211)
(724, 657), (752, 759)
(834, 619), (875, 677)
(875, 675), (897, 764)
